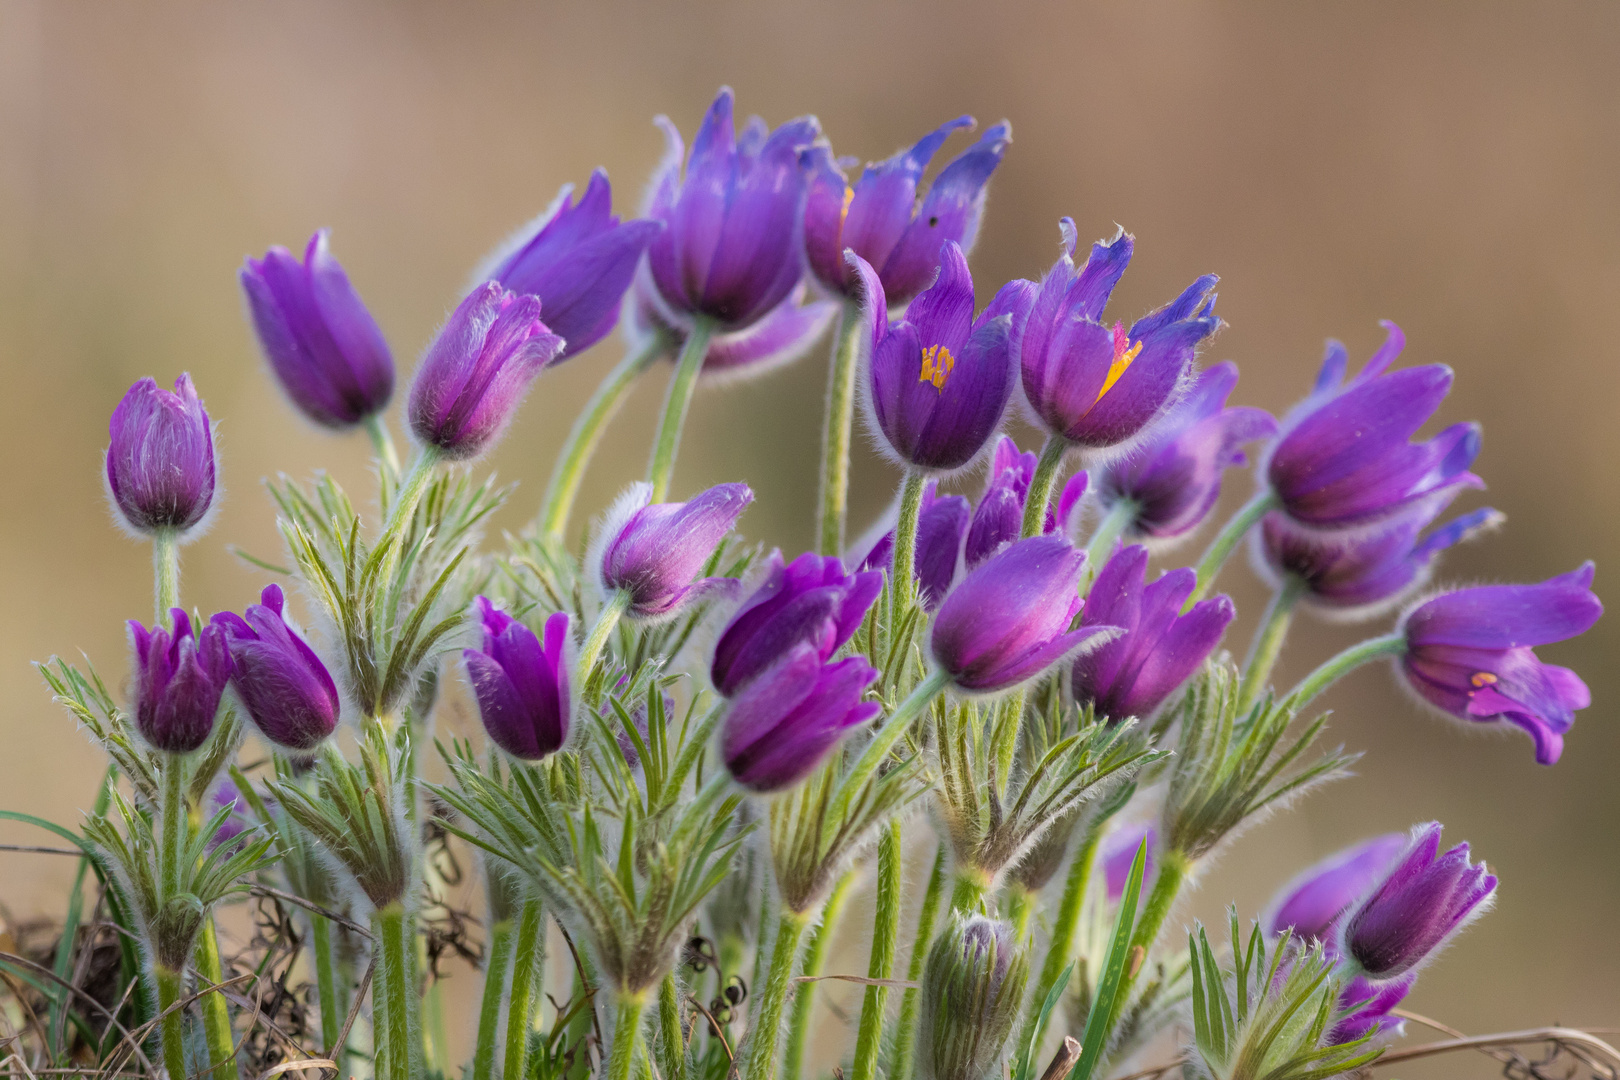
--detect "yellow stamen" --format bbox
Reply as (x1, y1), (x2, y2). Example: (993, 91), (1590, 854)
(919, 344), (956, 390)
(1096, 327), (1143, 403)
(840, 186), (855, 222)
(1470, 671), (1499, 688)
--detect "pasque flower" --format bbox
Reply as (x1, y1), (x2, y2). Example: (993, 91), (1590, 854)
(128, 610), (232, 754)
(1330, 973), (1414, 1045)
(1097, 361), (1275, 540)
(212, 584), (340, 752)
(721, 645), (881, 792)
(1071, 546), (1234, 722)
(407, 282), (564, 460)
(204, 776), (260, 854)
(710, 551), (881, 697)
(463, 599), (571, 761)
(1263, 833), (1408, 942)
(595, 481), (753, 619)
(858, 481), (970, 610)
(964, 436), (1058, 568)
(628, 273), (838, 380)
(105, 375), (218, 536)
(1340, 822), (1497, 980)
(858, 242), (1035, 473)
(1266, 323), (1482, 532)
(240, 230), (395, 428)
(803, 117), (1011, 304)
(644, 87), (820, 331)
(1398, 563), (1601, 764)
(917, 917), (1029, 1080)
(1020, 220), (1221, 451)
(474, 170), (662, 359)
(930, 534), (1112, 694)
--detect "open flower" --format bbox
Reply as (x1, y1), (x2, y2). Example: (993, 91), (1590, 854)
(212, 584), (341, 752)
(463, 599), (571, 761)
(128, 610), (232, 755)
(720, 646), (880, 792)
(105, 375), (218, 536)
(595, 482), (752, 619)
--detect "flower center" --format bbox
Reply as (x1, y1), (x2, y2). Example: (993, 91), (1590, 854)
(919, 344), (956, 390)
(840, 185), (855, 222)
(1096, 322), (1143, 403)
(1469, 671), (1498, 689)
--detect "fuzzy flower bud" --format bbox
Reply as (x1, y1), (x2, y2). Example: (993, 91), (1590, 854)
(463, 599), (572, 761)
(720, 646), (881, 792)
(212, 584), (341, 752)
(104, 374), (217, 536)
(128, 610), (232, 755)
(595, 482), (753, 620)
(917, 916), (1029, 1080)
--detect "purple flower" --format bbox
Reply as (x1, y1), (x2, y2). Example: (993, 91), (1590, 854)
(803, 117), (1010, 304)
(240, 231), (394, 429)
(212, 584), (341, 752)
(595, 482), (753, 620)
(628, 273), (838, 380)
(1330, 973), (1413, 1045)
(105, 375), (217, 536)
(721, 645), (881, 792)
(1263, 834), (1408, 943)
(964, 437), (1058, 569)
(128, 610), (232, 755)
(930, 534), (1112, 695)
(858, 481), (971, 610)
(1020, 220), (1220, 451)
(1071, 546), (1234, 722)
(1266, 323), (1482, 533)
(1097, 362), (1275, 540)
(463, 599), (571, 761)
(710, 552), (882, 698)
(204, 776), (259, 854)
(1102, 822), (1155, 902)
(1055, 471), (1091, 538)
(1399, 563), (1601, 764)
(857, 242), (1035, 473)
(1340, 822), (1497, 980)
(476, 170), (662, 359)
(407, 282), (563, 460)
(644, 88), (820, 331)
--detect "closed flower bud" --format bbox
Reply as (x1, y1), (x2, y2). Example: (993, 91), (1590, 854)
(240, 230), (394, 428)
(407, 282), (563, 460)
(104, 374), (217, 536)
(721, 645), (881, 792)
(594, 482), (753, 620)
(128, 610), (232, 755)
(1263, 833), (1408, 943)
(917, 916), (1029, 1080)
(464, 599), (572, 761)
(963, 436), (1058, 569)
(857, 481), (971, 610)
(213, 584), (340, 752)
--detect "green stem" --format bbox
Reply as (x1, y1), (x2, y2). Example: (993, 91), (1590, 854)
(1083, 497), (1139, 589)
(366, 412), (402, 486)
(744, 910), (810, 1080)
(606, 992), (649, 1080)
(312, 914), (346, 1066)
(1185, 488), (1280, 609)
(1128, 848), (1189, 957)
(827, 669), (949, 829)
(155, 963), (188, 1080)
(373, 903), (419, 1080)
(991, 692), (1026, 800)
(1005, 885), (1037, 943)
(152, 528), (181, 624)
(658, 972), (686, 1080)
(647, 317), (716, 502)
(850, 821), (903, 1080)
(889, 470), (929, 623)
(381, 447), (440, 540)
(1022, 435), (1069, 539)
(425, 964), (451, 1076)
(539, 334), (667, 541)
(472, 918), (514, 1080)
(887, 844), (946, 1080)
(949, 867), (992, 917)
(504, 896), (546, 1080)
(1030, 825), (1101, 1018)
(1237, 576), (1305, 714)
(195, 920), (239, 1080)
(578, 590), (632, 698)
(1283, 632), (1408, 712)
(159, 755), (188, 905)
(816, 300), (864, 557)
(785, 873), (856, 1080)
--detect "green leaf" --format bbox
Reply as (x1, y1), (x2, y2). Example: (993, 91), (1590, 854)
(1071, 837), (1147, 1080)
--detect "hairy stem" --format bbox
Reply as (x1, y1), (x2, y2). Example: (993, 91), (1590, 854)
(1083, 497), (1139, 588)
(380, 446), (440, 540)
(578, 590), (632, 698)
(606, 992), (649, 1080)
(195, 920), (239, 1080)
(1185, 489), (1279, 609)
(744, 910), (810, 1080)
(365, 412), (402, 490)
(373, 902), (419, 1080)
(159, 755), (187, 907)
(1005, 884), (1037, 943)
(311, 914), (346, 1071)
(950, 866), (992, 917)
(817, 299), (865, 557)
(471, 917), (513, 1080)
(850, 821), (903, 1080)
(888, 843), (946, 1080)
(504, 896), (546, 1080)
(828, 669), (949, 828)
(1030, 825), (1101, 1018)
(152, 528), (181, 625)
(1237, 575), (1305, 714)
(785, 872), (856, 1080)
(1284, 632), (1408, 712)
(1022, 435), (1069, 539)
(659, 971), (687, 1080)
(155, 963), (188, 1080)
(648, 317), (716, 502)
(890, 470), (929, 622)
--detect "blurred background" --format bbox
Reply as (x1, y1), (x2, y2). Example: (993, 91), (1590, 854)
(1, 0), (1615, 1073)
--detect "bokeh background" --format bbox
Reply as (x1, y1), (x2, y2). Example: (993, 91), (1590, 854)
(1, 1), (1615, 1073)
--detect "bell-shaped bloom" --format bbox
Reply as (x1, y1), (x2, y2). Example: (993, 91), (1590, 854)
(1071, 546), (1235, 722)
(595, 482), (752, 620)
(1263, 834), (1409, 943)
(930, 534), (1111, 695)
(918, 916), (1029, 1080)
(128, 610), (232, 755)
(721, 645), (881, 792)
(1102, 822), (1156, 902)
(407, 282), (563, 460)
(858, 481), (971, 611)
(963, 437), (1059, 569)
(858, 242), (1035, 473)
(474, 170), (662, 359)
(240, 231), (395, 429)
(644, 88), (820, 331)
(711, 551), (882, 697)
(463, 599), (571, 761)
(1020, 220), (1220, 451)
(628, 272), (838, 381)
(803, 117), (1011, 304)
(212, 584), (341, 752)
(1266, 323), (1482, 533)
(1340, 822), (1497, 981)
(1330, 973), (1414, 1045)
(105, 375), (218, 537)
(1097, 362), (1275, 541)
(1399, 563), (1600, 764)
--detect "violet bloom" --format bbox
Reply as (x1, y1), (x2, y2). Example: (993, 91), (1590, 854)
(930, 534), (1111, 695)
(1097, 362), (1275, 541)
(1071, 546), (1234, 722)
(1266, 323), (1482, 533)
(407, 282), (563, 460)
(964, 436), (1058, 569)
(721, 645), (881, 792)
(212, 584), (341, 752)
(595, 482), (753, 619)
(105, 375), (217, 537)
(628, 272), (838, 380)
(1330, 973), (1414, 1045)
(803, 117), (1010, 304)
(644, 87), (819, 331)
(1399, 563), (1601, 765)
(128, 610), (232, 755)
(463, 599), (571, 761)
(240, 231), (394, 429)
(1263, 834), (1408, 943)
(858, 242), (1035, 473)
(1340, 822), (1497, 980)
(204, 776), (258, 854)
(1102, 822), (1156, 902)
(474, 170), (662, 359)
(711, 551), (882, 697)
(858, 481), (971, 610)
(1020, 221), (1220, 451)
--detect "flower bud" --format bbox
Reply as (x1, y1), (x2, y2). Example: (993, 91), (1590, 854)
(464, 599), (572, 761)
(963, 436), (1058, 569)
(595, 482), (752, 620)
(212, 584), (340, 752)
(1263, 833), (1407, 943)
(917, 916), (1029, 1080)
(720, 646), (881, 792)
(104, 374), (217, 536)
(128, 610), (232, 755)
